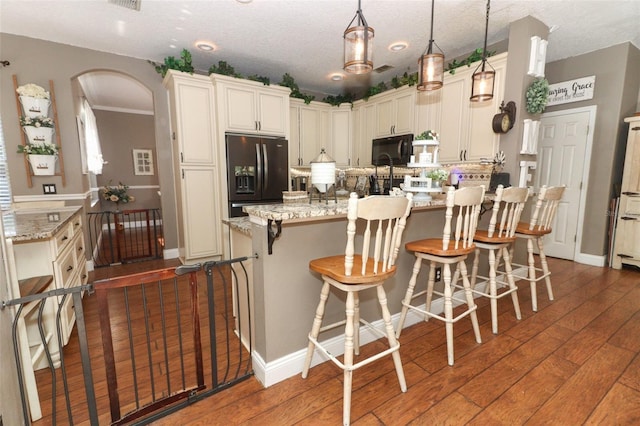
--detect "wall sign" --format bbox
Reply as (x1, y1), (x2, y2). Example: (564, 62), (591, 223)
(547, 76), (595, 107)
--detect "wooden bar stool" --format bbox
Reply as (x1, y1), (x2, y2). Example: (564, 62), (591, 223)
(511, 185), (566, 311)
(396, 186), (485, 366)
(467, 185), (529, 334)
(302, 192), (413, 426)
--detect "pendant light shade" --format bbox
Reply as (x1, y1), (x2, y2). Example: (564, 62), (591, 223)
(344, 0), (374, 74)
(470, 0), (495, 102)
(417, 0), (444, 91)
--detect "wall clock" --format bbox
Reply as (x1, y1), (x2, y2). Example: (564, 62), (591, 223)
(492, 101), (517, 134)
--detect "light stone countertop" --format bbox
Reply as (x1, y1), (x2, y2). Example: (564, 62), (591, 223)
(2, 206), (83, 242)
(223, 217), (252, 237)
(242, 196), (447, 223)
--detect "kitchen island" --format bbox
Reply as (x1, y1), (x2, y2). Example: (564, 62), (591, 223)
(227, 196), (468, 387)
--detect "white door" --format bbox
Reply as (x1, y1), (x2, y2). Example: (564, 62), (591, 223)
(536, 108), (594, 260)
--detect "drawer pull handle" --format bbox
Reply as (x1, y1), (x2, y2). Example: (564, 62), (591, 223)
(62, 236), (68, 241)
(620, 216), (638, 221)
(66, 265), (73, 272)
(78, 246), (84, 252)
(622, 192), (640, 196)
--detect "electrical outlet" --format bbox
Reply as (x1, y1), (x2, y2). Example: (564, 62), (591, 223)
(435, 266), (442, 282)
(43, 183), (57, 194)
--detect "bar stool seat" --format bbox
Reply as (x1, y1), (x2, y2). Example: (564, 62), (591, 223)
(302, 192), (413, 426)
(396, 186), (485, 366)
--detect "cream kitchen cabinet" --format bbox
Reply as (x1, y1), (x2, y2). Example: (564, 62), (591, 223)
(213, 74), (290, 136)
(9, 207), (87, 350)
(328, 104), (353, 166)
(374, 87), (416, 137)
(164, 70), (222, 261)
(437, 52), (507, 163)
(353, 101), (376, 167)
(612, 116), (640, 269)
(289, 99), (329, 166)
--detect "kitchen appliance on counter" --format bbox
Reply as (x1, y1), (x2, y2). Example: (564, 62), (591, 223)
(371, 133), (413, 166)
(226, 134), (289, 217)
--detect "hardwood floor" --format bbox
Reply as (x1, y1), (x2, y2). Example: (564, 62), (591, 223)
(35, 257), (640, 425)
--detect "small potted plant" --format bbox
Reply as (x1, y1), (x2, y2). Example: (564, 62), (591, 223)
(414, 130), (439, 141)
(20, 115), (55, 145)
(16, 83), (51, 118)
(17, 142), (59, 175)
(426, 169), (449, 188)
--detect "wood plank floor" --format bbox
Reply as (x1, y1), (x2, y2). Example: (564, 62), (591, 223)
(35, 257), (640, 425)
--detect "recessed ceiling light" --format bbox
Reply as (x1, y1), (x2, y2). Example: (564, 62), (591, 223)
(236, 0), (253, 3)
(330, 73), (343, 81)
(389, 42), (408, 52)
(549, 25), (560, 33)
(196, 41), (216, 52)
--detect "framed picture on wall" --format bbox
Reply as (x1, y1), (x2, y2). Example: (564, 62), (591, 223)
(133, 149), (154, 175)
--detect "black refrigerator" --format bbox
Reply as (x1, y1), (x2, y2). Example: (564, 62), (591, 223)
(226, 134), (289, 217)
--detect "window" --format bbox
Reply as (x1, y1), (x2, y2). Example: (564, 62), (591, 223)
(81, 99), (104, 175)
(0, 115), (13, 211)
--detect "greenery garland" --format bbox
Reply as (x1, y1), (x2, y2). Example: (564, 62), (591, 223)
(152, 47), (498, 106)
(525, 78), (549, 114)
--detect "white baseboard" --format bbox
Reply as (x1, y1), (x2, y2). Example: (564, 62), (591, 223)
(163, 248), (179, 260)
(252, 287), (473, 388)
(574, 253), (605, 267)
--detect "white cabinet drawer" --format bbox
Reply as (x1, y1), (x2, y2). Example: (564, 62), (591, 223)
(74, 233), (85, 263)
(53, 223), (73, 253)
(55, 245), (76, 287)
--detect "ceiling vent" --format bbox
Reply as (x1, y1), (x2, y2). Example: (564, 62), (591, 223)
(108, 0), (141, 11)
(374, 65), (394, 73)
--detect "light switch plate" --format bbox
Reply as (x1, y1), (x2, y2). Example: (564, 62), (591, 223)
(43, 183), (57, 194)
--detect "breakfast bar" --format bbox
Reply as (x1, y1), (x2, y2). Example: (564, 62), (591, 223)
(227, 197), (465, 386)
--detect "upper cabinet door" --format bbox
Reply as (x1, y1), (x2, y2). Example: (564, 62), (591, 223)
(164, 72), (217, 165)
(329, 105), (352, 166)
(257, 91), (287, 136)
(373, 88), (416, 137)
(214, 76), (290, 136)
(224, 85), (259, 133)
(438, 75), (467, 163)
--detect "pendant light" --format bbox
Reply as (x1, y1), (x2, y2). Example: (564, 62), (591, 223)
(344, 0), (374, 74)
(417, 0), (444, 91)
(470, 0), (495, 102)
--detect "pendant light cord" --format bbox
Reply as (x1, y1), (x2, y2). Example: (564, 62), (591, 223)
(481, 0), (490, 66)
(427, 0), (435, 54)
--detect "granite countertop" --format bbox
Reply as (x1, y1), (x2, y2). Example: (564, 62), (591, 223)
(242, 196), (446, 222)
(3, 206), (82, 242)
(223, 217), (252, 236)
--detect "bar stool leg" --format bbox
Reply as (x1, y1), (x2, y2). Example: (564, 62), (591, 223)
(343, 291), (356, 426)
(396, 256), (423, 337)
(470, 248), (481, 288)
(459, 260), (482, 345)
(443, 263), (455, 366)
(526, 238), (539, 312)
(537, 237), (554, 301)
(501, 246), (521, 321)
(354, 293), (360, 356)
(302, 281), (330, 378)
(425, 261), (436, 321)
(488, 248), (498, 334)
(377, 286), (407, 392)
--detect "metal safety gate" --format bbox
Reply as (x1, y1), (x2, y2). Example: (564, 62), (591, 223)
(86, 209), (164, 268)
(2, 255), (256, 425)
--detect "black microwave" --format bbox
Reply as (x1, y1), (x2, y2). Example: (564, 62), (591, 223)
(372, 134), (413, 166)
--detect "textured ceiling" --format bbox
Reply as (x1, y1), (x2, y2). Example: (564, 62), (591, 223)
(2, 0), (639, 109)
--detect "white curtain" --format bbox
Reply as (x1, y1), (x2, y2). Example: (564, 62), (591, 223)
(82, 99), (104, 175)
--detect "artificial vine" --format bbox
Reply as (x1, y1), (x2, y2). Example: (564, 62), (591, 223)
(391, 72), (419, 89)
(279, 73), (315, 104)
(208, 60), (242, 78)
(322, 93), (356, 107)
(149, 49), (194, 78)
(446, 48), (496, 75)
(152, 47), (500, 106)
